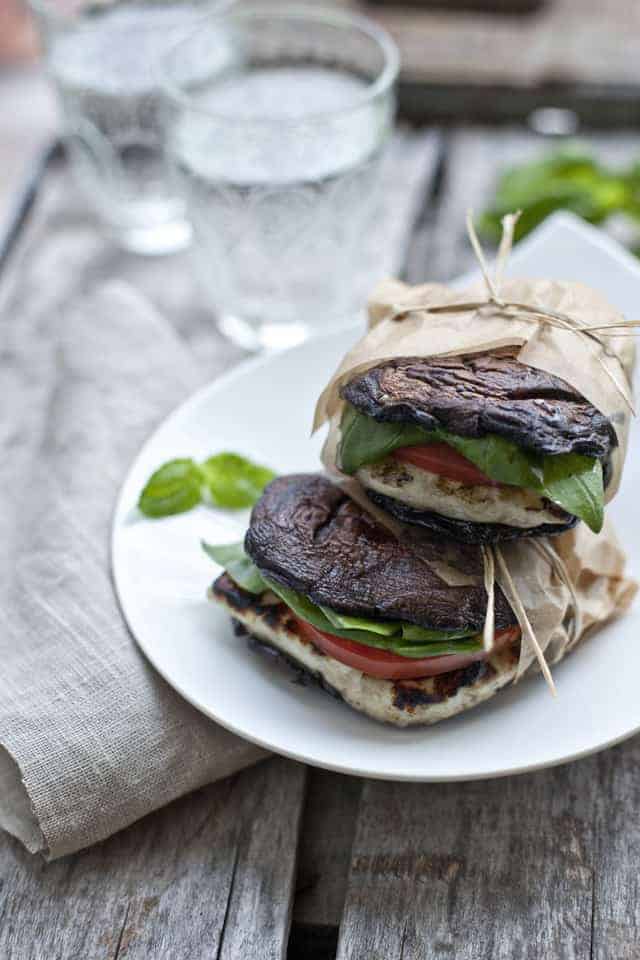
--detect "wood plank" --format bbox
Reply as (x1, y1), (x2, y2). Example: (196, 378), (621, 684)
(397, 80), (640, 129)
(216, 761), (306, 960)
(0, 68), (57, 241)
(591, 738), (640, 960)
(0, 758), (305, 959)
(337, 740), (640, 959)
(337, 0), (640, 123)
(337, 762), (595, 959)
(370, 0), (640, 88)
(407, 127), (541, 283)
(294, 769), (363, 926)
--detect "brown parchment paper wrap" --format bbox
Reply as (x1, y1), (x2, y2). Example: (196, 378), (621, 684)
(314, 270), (637, 686)
(497, 519), (636, 679)
(329, 474), (636, 684)
(315, 276), (636, 500)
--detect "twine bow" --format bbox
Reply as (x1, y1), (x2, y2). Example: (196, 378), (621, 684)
(389, 211), (638, 416)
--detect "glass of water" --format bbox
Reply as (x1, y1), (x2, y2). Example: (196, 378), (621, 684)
(30, 0), (231, 255)
(161, 4), (399, 348)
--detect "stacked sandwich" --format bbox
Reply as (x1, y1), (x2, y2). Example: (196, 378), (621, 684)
(209, 267), (636, 726)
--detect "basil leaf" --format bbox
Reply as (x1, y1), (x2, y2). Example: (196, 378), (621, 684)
(401, 623), (478, 643)
(479, 147), (630, 244)
(139, 452), (276, 518)
(201, 453), (276, 509)
(391, 638), (483, 658)
(339, 404), (545, 488)
(202, 541), (268, 594)
(138, 459), (203, 517)
(264, 581), (379, 643)
(543, 453), (604, 534)
(263, 581), (480, 657)
(338, 405), (429, 475)
(441, 433), (544, 490)
(319, 606), (400, 636)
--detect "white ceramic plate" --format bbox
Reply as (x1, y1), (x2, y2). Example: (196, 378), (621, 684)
(113, 212), (640, 781)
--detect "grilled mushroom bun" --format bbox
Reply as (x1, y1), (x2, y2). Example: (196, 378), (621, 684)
(208, 474), (522, 726)
(337, 353), (615, 544)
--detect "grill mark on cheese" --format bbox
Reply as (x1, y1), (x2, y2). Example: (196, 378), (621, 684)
(211, 573), (521, 727)
(358, 458), (568, 529)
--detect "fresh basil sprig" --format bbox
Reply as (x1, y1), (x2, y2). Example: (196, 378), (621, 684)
(479, 146), (636, 245)
(137, 459), (203, 518)
(338, 405), (604, 533)
(138, 453), (275, 518)
(201, 453), (276, 509)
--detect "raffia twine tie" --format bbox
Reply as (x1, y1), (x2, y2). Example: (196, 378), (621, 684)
(389, 212), (638, 415)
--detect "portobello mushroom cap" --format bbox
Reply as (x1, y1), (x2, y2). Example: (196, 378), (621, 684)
(366, 489), (579, 545)
(340, 353), (616, 462)
(244, 473), (516, 633)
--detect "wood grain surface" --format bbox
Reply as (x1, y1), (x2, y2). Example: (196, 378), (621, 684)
(336, 738), (640, 960)
(0, 759), (305, 960)
(337, 763), (594, 960)
(307, 0), (640, 124)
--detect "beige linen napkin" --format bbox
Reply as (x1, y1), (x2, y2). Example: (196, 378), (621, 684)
(0, 130), (438, 859)
(0, 284), (265, 859)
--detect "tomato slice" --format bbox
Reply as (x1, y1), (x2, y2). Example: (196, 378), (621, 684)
(294, 616), (520, 680)
(393, 443), (500, 487)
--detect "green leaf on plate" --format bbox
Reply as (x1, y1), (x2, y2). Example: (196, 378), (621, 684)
(138, 459), (203, 518)
(138, 451), (276, 518)
(201, 452), (276, 509)
(201, 541), (268, 595)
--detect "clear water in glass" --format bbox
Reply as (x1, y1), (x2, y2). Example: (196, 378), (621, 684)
(45, 2), (209, 254)
(162, 6), (397, 347)
(172, 65), (389, 347)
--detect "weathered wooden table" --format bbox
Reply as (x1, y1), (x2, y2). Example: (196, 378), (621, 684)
(2, 69), (640, 959)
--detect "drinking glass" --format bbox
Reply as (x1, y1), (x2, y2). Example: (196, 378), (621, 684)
(30, 0), (231, 255)
(161, 4), (399, 348)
